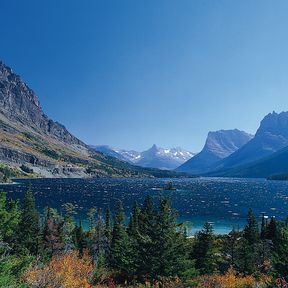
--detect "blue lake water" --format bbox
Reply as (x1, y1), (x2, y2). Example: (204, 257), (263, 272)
(1, 177), (288, 235)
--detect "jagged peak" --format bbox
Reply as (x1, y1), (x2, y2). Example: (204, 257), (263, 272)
(256, 111), (288, 137)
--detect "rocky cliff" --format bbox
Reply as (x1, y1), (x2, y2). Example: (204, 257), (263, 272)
(177, 129), (253, 174)
(212, 111), (288, 172)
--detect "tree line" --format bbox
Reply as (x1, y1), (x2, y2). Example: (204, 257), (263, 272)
(0, 186), (288, 287)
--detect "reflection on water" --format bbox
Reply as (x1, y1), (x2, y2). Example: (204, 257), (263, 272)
(1, 177), (288, 235)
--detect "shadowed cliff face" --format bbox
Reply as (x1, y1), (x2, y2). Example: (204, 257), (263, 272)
(177, 129), (253, 174)
(213, 111), (288, 172)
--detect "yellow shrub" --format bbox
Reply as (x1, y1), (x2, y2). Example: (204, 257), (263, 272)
(194, 268), (272, 288)
(24, 250), (93, 288)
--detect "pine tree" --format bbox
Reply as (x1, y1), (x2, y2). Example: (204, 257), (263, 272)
(192, 222), (216, 274)
(153, 196), (194, 284)
(61, 203), (77, 253)
(260, 213), (266, 240)
(89, 209), (109, 264)
(127, 201), (140, 237)
(19, 185), (40, 255)
(105, 208), (112, 242)
(110, 200), (134, 283)
(126, 202), (141, 283)
(236, 209), (259, 274)
(136, 195), (158, 283)
(273, 226), (288, 279)
(0, 193), (21, 247)
(43, 207), (64, 257)
(87, 207), (97, 232)
(266, 216), (277, 241)
(223, 228), (241, 267)
(243, 208), (259, 245)
(73, 221), (86, 256)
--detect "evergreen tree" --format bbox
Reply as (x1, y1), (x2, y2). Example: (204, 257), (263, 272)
(136, 195), (158, 283)
(243, 208), (259, 245)
(110, 200), (134, 283)
(260, 213), (266, 240)
(73, 221), (86, 256)
(266, 216), (277, 241)
(273, 226), (288, 279)
(236, 209), (259, 274)
(105, 208), (112, 242)
(127, 201), (141, 237)
(42, 207), (64, 257)
(61, 203), (77, 253)
(236, 238), (257, 274)
(153, 196), (195, 284)
(222, 228), (241, 267)
(19, 185), (40, 255)
(87, 207), (97, 232)
(192, 222), (216, 274)
(89, 209), (110, 264)
(0, 193), (21, 248)
(127, 202), (141, 283)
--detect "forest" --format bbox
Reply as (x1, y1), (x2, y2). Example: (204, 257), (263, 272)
(0, 187), (288, 288)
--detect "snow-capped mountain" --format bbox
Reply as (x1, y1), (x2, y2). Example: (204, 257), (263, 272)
(91, 144), (195, 170)
(136, 144), (195, 170)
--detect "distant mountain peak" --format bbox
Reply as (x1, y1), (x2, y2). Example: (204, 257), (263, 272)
(149, 144), (158, 152)
(256, 111), (288, 137)
(91, 144), (195, 170)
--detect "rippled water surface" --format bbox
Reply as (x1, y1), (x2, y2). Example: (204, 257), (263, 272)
(1, 177), (288, 234)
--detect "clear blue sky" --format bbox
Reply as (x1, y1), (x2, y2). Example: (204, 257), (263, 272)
(1, 0), (288, 151)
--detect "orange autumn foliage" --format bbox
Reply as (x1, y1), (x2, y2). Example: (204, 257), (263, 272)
(24, 250), (93, 288)
(194, 268), (272, 288)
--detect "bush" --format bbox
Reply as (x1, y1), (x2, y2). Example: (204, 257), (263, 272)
(192, 268), (272, 288)
(24, 250), (93, 288)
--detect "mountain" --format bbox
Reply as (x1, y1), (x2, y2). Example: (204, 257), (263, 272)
(209, 111), (288, 175)
(176, 129), (253, 174)
(0, 61), (184, 179)
(91, 144), (194, 170)
(136, 145), (194, 170)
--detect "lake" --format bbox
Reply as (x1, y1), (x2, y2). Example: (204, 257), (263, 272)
(1, 177), (288, 235)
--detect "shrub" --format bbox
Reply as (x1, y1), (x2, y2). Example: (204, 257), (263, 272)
(24, 251), (93, 288)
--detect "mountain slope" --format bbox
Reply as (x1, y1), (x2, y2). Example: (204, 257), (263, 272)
(210, 111), (288, 174)
(208, 145), (288, 178)
(0, 61), (184, 178)
(91, 145), (141, 163)
(176, 129), (253, 174)
(90, 145), (130, 162)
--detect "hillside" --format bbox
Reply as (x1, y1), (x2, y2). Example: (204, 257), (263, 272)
(0, 61), (184, 179)
(208, 145), (288, 178)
